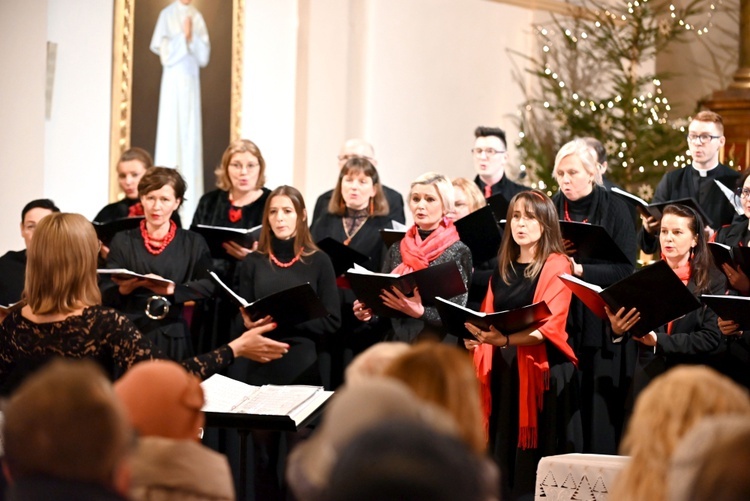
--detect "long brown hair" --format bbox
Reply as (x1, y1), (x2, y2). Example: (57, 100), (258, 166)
(384, 342), (486, 454)
(327, 157), (389, 216)
(24, 213), (101, 314)
(661, 204), (711, 294)
(256, 186), (319, 260)
(497, 190), (565, 284)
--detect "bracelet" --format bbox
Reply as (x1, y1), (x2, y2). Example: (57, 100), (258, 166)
(500, 334), (510, 349)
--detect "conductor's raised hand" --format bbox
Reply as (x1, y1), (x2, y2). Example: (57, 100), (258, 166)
(605, 306), (641, 336)
(380, 286), (425, 319)
(229, 321), (289, 363)
(240, 309), (274, 329)
(353, 300), (374, 322)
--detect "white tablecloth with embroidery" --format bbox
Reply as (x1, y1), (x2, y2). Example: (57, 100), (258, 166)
(535, 453), (629, 501)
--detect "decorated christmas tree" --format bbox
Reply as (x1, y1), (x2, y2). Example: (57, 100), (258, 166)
(513, 0), (733, 200)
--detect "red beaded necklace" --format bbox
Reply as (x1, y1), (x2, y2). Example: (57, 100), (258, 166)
(140, 220), (177, 255)
(563, 199), (588, 224)
(269, 248), (304, 268)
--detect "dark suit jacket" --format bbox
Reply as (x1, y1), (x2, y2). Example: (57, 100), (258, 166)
(640, 163), (739, 253)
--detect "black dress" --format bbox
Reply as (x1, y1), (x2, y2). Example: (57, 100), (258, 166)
(487, 262), (581, 501)
(103, 228), (214, 361)
(310, 209), (394, 388)
(0, 250), (26, 305)
(0, 305), (234, 396)
(230, 237), (341, 386)
(190, 188), (271, 350)
(553, 186), (636, 454)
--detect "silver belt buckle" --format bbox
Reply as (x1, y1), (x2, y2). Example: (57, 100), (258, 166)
(145, 295), (170, 320)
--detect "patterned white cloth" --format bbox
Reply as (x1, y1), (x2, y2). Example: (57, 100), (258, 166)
(535, 453), (629, 501)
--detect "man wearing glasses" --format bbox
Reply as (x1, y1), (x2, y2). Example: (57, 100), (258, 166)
(311, 138), (405, 225)
(472, 126), (526, 201)
(640, 110), (739, 253)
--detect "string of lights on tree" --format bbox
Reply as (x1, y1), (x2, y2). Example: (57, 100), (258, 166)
(512, 0), (729, 199)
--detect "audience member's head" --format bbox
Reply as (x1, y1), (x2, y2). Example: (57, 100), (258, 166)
(114, 360), (204, 441)
(20, 198), (60, 250)
(669, 415), (750, 501)
(2, 359), (132, 494)
(612, 365), (750, 501)
(344, 341), (411, 386)
(286, 378), (456, 501)
(324, 420), (497, 501)
(384, 342), (485, 453)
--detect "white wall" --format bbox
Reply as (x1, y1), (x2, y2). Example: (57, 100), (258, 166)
(44, 0), (113, 220)
(0, 0), (48, 251)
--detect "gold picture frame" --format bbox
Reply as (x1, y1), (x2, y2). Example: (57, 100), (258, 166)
(108, 0), (244, 202)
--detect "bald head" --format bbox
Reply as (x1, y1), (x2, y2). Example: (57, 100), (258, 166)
(338, 139), (377, 168)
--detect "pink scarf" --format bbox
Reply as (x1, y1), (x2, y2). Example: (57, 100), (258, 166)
(391, 218), (460, 274)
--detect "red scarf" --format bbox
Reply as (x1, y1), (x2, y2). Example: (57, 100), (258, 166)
(472, 253), (578, 449)
(391, 218), (460, 274)
(128, 202), (144, 217)
(664, 255), (691, 334)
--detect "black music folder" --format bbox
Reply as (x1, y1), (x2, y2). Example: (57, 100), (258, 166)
(454, 205), (503, 263)
(701, 295), (750, 330)
(486, 193), (511, 221)
(209, 271), (328, 328)
(559, 260), (701, 337)
(191, 224), (262, 259)
(435, 297), (550, 339)
(316, 237), (371, 277)
(346, 261), (466, 318)
(708, 242), (750, 277)
(379, 228), (406, 248)
(93, 216), (143, 246)
(558, 221), (631, 264)
(610, 187), (714, 227)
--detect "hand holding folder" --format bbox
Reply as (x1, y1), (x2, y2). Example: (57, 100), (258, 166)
(346, 261), (466, 318)
(559, 260), (701, 337)
(701, 295), (750, 330)
(191, 224), (261, 259)
(209, 271), (328, 329)
(435, 296), (550, 339)
(610, 187), (715, 228)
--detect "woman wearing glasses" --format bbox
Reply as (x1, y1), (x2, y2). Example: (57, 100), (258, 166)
(192, 139), (271, 261)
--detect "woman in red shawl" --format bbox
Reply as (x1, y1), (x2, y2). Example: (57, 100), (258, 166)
(353, 172), (472, 343)
(465, 190), (582, 500)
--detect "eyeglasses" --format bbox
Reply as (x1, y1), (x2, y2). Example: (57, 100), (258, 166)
(739, 189), (750, 199)
(686, 133), (721, 145)
(228, 162), (259, 171)
(471, 148), (505, 157)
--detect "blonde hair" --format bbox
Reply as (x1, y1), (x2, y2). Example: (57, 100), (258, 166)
(344, 342), (411, 386)
(451, 177), (486, 213)
(410, 172), (455, 215)
(384, 342), (485, 454)
(214, 139), (266, 191)
(612, 365), (750, 501)
(24, 213), (101, 315)
(553, 139), (603, 187)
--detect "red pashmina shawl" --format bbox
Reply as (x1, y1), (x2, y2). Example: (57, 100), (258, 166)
(472, 253), (578, 449)
(391, 218), (460, 274)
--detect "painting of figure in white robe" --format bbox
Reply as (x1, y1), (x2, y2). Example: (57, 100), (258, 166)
(150, 0), (210, 223)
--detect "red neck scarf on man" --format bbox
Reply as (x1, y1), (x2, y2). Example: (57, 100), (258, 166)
(391, 218), (459, 275)
(472, 253), (577, 449)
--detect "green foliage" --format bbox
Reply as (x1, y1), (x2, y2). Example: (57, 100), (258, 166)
(513, 0), (720, 199)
